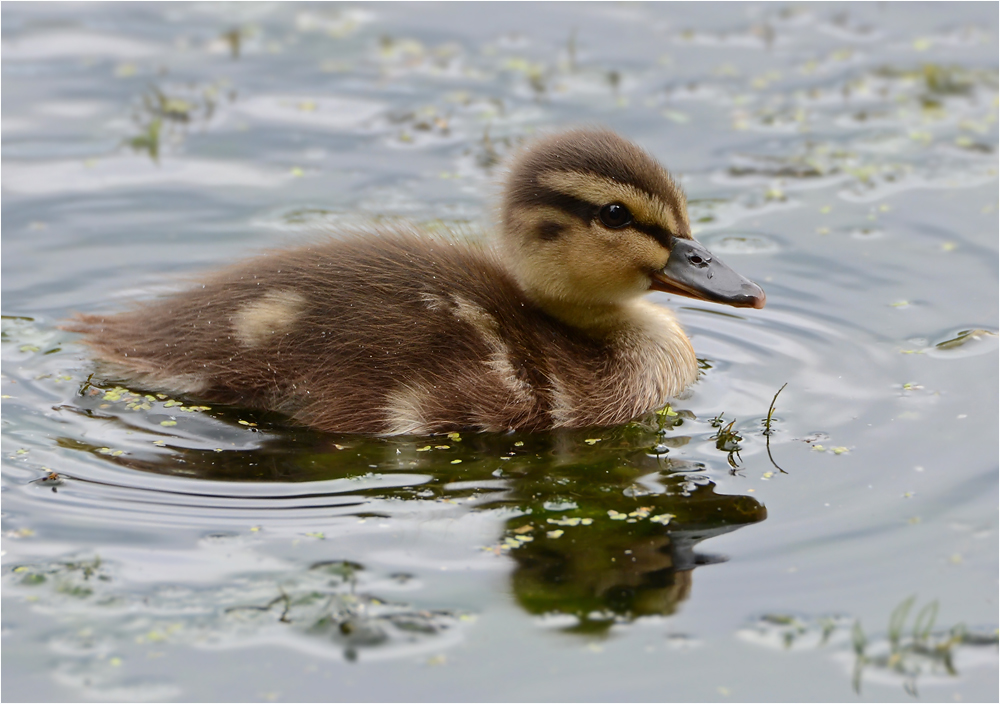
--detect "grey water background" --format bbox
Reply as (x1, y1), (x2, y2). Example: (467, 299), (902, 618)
(2, 2), (998, 701)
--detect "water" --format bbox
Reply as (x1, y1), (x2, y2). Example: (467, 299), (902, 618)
(3, 3), (997, 701)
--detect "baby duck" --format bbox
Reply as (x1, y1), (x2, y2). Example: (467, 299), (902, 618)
(69, 129), (764, 435)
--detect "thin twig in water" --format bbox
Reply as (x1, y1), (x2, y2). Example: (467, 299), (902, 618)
(764, 383), (788, 474)
(79, 372), (95, 396)
(763, 383), (787, 435)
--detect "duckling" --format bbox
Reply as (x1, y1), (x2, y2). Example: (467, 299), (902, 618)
(68, 129), (764, 435)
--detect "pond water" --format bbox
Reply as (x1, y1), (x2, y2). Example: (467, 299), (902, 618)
(2, 3), (998, 701)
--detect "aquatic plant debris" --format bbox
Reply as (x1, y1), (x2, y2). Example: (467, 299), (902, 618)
(763, 383), (788, 474)
(712, 419), (743, 469)
(5, 554), (470, 665)
(739, 603), (997, 697)
(935, 329), (996, 350)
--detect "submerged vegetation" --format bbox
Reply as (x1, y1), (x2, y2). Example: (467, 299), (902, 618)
(740, 598), (999, 697)
(848, 596), (1000, 697)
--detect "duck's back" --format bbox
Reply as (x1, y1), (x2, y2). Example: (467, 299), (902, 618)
(73, 228), (682, 434)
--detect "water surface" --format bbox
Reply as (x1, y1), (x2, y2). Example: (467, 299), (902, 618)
(3, 3), (998, 701)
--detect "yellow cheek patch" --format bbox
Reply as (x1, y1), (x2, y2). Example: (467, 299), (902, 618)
(539, 171), (688, 235)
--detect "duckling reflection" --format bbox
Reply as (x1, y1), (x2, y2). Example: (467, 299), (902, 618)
(498, 476), (763, 634)
(54, 408), (765, 632)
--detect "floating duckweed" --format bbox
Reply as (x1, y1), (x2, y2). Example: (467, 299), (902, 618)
(446, 432), (461, 441)
(114, 63), (137, 78)
(547, 530), (564, 539)
(127, 118), (162, 162)
(416, 445), (432, 452)
(450, 459), (462, 464)
(160, 420), (177, 427)
(608, 510), (628, 520)
(650, 514), (675, 525)
(812, 444), (826, 452)
(513, 441), (524, 447)
(138, 630), (167, 644)
(152, 440), (166, 447)
(832, 447), (849, 455)
(547, 516), (593, 527)
(305, 532), (325, 539)
(435, 445), (450, 450)
(584, 438), (602, 445)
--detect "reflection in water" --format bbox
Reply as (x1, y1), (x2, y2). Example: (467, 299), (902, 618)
(493, 459), (764, 633)
(47, 394), (767, 642)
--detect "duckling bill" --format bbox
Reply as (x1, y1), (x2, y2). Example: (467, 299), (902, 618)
(68, 129), (764, 435)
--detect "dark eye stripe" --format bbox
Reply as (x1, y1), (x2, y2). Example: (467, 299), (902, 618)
(521, 182), (677, 248)
(535, 189), (599, 222)
(631, 221), (673, 249)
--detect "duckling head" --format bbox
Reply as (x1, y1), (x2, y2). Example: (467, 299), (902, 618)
(500, 129), (765, 329)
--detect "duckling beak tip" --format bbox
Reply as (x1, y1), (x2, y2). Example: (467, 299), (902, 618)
(652, 238), (767, 310)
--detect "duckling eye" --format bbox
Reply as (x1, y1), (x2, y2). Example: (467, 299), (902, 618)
(599, 203), (633, 229)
